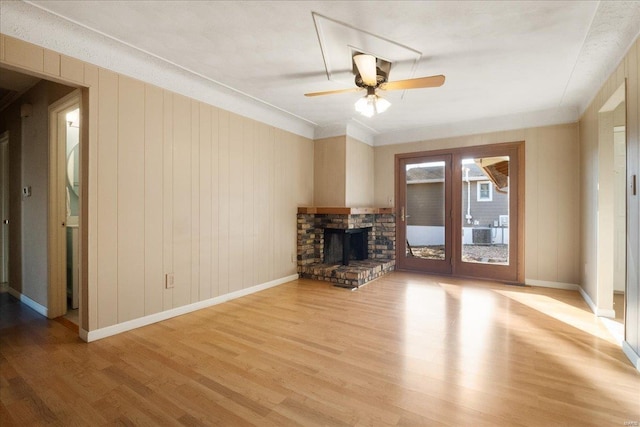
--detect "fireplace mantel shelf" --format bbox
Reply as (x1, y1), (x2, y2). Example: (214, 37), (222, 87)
(297, 207), (394, 215)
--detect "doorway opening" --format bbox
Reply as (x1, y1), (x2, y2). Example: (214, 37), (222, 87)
(0, 67), (81, 329)
(596, 81), (626, 342)
(396, 141), (524, 283)
(0, 131), (8, 288)
(49, 91), (82, 325)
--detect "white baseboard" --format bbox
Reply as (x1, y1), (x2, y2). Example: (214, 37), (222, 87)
(526, 279), (616, 317)
(84, 274), (298, 342)
(577, 285), (616, 318)
(527, 279), (635, 370)
(7, 287), (48, 317)
(622, 341), (640, 373)
(578, 285), (598, 313)
(599, 316), (624, 346)
(525, 278), (579, 291)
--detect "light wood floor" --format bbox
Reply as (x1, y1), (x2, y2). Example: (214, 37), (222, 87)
(1, 272), (639, 426)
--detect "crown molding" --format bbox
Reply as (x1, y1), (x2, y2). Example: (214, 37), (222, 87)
(3, 1), (316, 139)
(2, 1), (613, 147)
(373, 106), (580, 146)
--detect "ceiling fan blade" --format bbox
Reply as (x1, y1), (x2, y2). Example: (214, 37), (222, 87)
(381, 75), (446, 91)
(353, 54), (377, 86)
(304, 87), (363, 97)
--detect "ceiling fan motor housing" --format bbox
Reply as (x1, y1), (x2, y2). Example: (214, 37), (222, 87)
(355, 69), (388, 88)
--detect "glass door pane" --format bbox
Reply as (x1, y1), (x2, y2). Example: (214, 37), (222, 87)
(460, 156), (510, 266)
(397, 155), (452, 274)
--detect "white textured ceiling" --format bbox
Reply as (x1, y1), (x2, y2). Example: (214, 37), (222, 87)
(3, 1), (640, 145)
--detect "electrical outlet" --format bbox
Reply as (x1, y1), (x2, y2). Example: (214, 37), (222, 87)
(165, 273), (174, 289)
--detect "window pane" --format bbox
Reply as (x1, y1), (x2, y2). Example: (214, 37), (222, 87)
(406, 161), (446, 260)
(461, 157), (509, 265)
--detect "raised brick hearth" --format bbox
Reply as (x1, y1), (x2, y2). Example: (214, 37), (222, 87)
(297, 207), (396, 288)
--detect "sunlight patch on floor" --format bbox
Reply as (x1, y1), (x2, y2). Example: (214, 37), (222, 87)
(600, 316), (624, 345)
(494, 289), (617, 344)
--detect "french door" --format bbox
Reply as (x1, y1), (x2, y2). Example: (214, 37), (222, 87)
(396, 142), (524, 283)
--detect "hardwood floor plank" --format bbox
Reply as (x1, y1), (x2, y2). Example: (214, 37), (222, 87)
(1, 273), (639, 426)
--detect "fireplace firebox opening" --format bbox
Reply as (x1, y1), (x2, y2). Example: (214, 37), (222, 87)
(324, 228), (370, 266)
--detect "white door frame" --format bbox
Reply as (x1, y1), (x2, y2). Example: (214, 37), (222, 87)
(0, 131), (9, 285)
(48, 90), (81, 318)
(596, 82), (626, 319)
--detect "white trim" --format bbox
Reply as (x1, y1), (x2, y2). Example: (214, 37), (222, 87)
(5, 2), (639, 147)
(622, 341), (640, 372)
(598, 82), (625, 112)
(578, 284), (599, 313)
(527, 279), (635, 370)
(314, 123), (347, 140)
(7, 287), (48, 317)
(407, 179), (445, 184)
(525, 279), (616, 318)
(600, 316), (623, 346)
(346, 121), (377, 146)
(84, 274), (298, 342)
(525, 279), (579, 291)
(576, 285), (616, 318)
(373, 106), (579, 146)
(3, 2), (316, 140)
(48, 90), (81, 320)
(477, 181), (493, 202)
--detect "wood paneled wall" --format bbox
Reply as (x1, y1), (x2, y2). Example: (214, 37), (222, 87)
(373, 123), (581, 286)
(313, 136), (346, 206)
(0, 35), (314, 333)
(345, 136), (374, 207)
(313, 135), (374, 207)
(579, 37), (640, 359)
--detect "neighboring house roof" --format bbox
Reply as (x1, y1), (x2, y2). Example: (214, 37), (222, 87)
(407, 163), (487, 182)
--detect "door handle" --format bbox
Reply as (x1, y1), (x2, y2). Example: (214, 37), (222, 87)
(401, 207), (405, 222)
(2, 219), (7, 224)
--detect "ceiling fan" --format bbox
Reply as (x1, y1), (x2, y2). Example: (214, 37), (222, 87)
(304, 53), (445, 117)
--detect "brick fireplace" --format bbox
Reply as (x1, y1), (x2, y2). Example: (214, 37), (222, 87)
(297, 207), (396, 288)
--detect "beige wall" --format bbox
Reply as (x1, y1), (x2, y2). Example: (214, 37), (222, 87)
(313, 136), (345, 206)
(579, 37), (639, 358)
(0, 35), (314, 332)
(374, 123), (581, 285)
(345, 136), (374, 207)
(313, 135), (374, 207)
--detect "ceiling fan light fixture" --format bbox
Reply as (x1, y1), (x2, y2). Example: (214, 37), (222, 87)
(355, 92), (391, 117)
(376, 96), (391, 113)
(354, 95), (374, 117)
